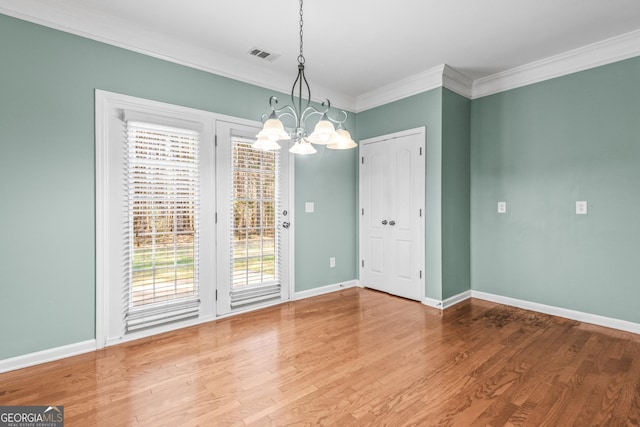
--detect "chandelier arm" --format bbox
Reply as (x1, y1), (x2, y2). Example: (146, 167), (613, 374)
(301, 67), (312, 110)
(262, 98), (298, 124)
(272, 104), (297, 117)
(336, 109), (348, 124)
(299, 105), (323, 123)
(296, 75), (303, 127)
(325, 110), (349, 125)
(275, 111), (298, 123)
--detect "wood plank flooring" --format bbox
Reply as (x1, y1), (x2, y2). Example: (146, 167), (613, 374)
(2, 288), (640, 426)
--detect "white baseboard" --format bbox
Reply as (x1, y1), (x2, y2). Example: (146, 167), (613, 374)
(8, 287), (636, 374)
(426, 289), (640, 335)
(423, 297), (443, 309)
(0, 340), (96, 374)
(1, 282), (360, 373)
(423, 290), (472, 310)
(294, 280), (358, 301)
(471, 290), (640, 335)
(443, 290), (472, 308)
(103, 314), (218, 348)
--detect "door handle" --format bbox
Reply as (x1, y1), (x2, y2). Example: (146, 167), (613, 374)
(389, 220), (395, 226)
(282, 221), (290, 229)
(381, 220), (388, 225)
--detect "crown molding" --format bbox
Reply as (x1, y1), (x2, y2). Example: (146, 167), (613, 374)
(355, 27), (640, 109)
(0, 2), (356, 111)
(354, 28), (640, 109)
(2, 1), (639, 109)
(354, 65), (445, 112)
(354, 64), (474, 112)
(471, 29), (640, 99)
(442, 65), (474, 99)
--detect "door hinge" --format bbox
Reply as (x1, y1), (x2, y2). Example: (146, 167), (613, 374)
(215, 135), (218, 147)
(419, 270), (422, 279)
(419, 208), (422, 217)
(361, 156), (364, 164)
(419, 146), (423, 156)
(362, 208), (364, 216)
(215, 289), (218, 300)
(215, 212), (218, 224)
(361, 260), (364, 268)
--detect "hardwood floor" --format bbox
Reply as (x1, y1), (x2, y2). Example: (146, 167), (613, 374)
(2, 288), (640, 426)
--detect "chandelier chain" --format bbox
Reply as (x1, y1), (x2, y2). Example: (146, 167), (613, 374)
(298, 0), (304, 63)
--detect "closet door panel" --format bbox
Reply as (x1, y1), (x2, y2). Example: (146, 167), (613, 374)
(360, 128), (425, 301)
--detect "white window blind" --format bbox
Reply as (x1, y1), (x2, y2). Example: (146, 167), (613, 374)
(125, 120), (200, 331)
(230, 137), (281, 307)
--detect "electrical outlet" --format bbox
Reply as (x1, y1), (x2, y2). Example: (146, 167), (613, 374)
(497, 201), (507, 213)
(329, 257), (336, 268)
(576, 201), (587, 215)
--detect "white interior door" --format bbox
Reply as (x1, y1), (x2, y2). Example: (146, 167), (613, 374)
(216, 121), (291, 315)
(360, 141), (389, 293)
(360, 128), (425, 301)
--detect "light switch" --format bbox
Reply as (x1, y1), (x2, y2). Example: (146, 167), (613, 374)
(497, 202), (507, 213)
(576, 201), (587, 215)
(305, 202), (314, 213)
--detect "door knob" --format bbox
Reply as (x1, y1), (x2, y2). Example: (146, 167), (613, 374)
(381, 220), (388, 225)
(389, 220), (395, 226)
(282, 221), (290, 229)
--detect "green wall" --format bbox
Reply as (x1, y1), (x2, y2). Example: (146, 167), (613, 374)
(0, 14), (357, 359)
(357, 89), (443, 300)
(294, 146), (358, 291)
(471, 56), (640, 323)
(442, 89), (471, 299)
(3, 8), (638, 362)
(356, 88), (471, 301)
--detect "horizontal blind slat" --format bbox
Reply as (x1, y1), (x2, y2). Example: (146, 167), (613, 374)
(125, 119), (201, 332)
(228, 138), (281, 309)
(126, 299), (200, 331)
(127, 121), (200, 136)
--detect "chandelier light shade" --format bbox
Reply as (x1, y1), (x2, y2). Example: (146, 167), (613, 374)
(289, 139), (317, 155)
(256, 111), (291, 142)
(307, 114), (336, 145)
(254, 0), (357, 154)
(327, 126), (358, 150)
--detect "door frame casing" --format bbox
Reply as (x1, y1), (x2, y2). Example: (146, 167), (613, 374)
(358, 126), (426, 302)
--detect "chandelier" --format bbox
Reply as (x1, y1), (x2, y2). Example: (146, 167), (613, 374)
(254, 0), (357, 154)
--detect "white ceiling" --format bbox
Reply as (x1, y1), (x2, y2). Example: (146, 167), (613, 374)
(2, 0), (640, 110)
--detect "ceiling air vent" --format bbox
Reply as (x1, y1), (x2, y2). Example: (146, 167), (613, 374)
(247, 47), (280, 62)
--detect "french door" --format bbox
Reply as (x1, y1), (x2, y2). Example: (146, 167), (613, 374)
(97, 91), (292, 346)
(359, 128), (425, 301)
(216, 121), (291, 315)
